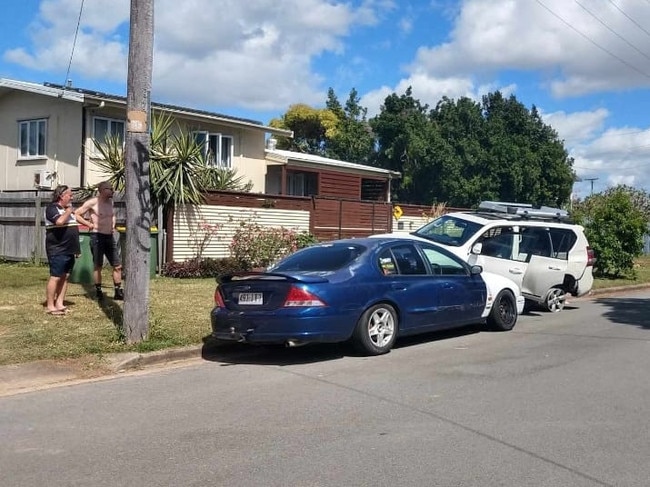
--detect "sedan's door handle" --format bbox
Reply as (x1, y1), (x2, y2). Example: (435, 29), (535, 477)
(509, 268), (524, 275)
(391, 284), (407, 291)
(548, 266), (562, 271)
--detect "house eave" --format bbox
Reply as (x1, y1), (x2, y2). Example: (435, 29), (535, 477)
(265, 149), (401, 179)
(0, 78), (84, 103)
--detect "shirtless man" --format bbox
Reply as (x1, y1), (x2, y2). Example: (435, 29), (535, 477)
(75, 181), (124, 300)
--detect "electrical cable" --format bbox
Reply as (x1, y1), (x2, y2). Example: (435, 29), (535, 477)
(534, 0), (650, 80)
(63, 0), (85, 89)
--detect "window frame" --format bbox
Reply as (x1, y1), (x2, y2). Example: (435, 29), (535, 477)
(92, 116), (125, 149)
(194, 131), (234, 168)
(18, 118), (47, 159)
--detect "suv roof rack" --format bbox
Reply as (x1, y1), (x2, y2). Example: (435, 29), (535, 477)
(477, 201), (572, 222)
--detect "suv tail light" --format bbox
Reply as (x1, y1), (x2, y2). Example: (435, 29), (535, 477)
(586, 246), (596, 266)
(283, 286), (326, 307)
(214, 287), (226, 308)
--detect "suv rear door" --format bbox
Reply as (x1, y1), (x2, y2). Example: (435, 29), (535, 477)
(514, 227), (567, 300)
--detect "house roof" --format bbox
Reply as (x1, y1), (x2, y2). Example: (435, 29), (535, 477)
(0, 78), (292, 137)
(265, 148), (401, 179)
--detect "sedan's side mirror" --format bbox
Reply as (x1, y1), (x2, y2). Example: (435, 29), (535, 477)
(471, 242), (483, 255)
(470, 265), (483, 275)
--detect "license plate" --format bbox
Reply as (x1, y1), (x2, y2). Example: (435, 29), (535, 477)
(238, 292), (263, 305)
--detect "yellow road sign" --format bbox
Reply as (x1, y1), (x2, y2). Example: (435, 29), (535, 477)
(393, 205), (403, 220)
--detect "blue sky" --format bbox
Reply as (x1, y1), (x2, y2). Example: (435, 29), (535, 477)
(2, 0), (650, 200)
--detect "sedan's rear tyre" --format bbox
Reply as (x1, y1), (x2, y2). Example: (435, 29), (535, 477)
(545, 287), (566, 313)
(488, 290), (518, 331)
(352, 303), (398, 355)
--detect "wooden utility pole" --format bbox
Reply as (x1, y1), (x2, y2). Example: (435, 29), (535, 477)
(123, 0), (154, 343)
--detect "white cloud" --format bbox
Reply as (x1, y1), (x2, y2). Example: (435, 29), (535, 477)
(542, 108), (609, 144)
(410, 0), (650, 97)
(3, 0), (393, 111)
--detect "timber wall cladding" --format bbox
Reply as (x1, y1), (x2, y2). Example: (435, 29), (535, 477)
(319, 171), (361, 198)
(312, 198), (392, 240)
(172, 204), (310, 261)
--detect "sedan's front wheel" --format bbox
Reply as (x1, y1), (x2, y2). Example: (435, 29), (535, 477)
(352, 303), (397, 355)
(488, 290), (518, 331)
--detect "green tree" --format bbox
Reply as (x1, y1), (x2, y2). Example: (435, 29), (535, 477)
(573, 186), (647, 277)
(268, 104), (338, 155)
(325, 88), (375, 164)
(369, 87), (442, 203)
(89, 112), (252, 212)
(370, 88), (575, 207)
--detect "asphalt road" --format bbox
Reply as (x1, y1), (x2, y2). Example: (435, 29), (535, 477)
(1, 290), (649, 487)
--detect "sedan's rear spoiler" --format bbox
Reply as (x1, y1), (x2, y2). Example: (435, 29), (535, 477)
(219, 272), (329, 284)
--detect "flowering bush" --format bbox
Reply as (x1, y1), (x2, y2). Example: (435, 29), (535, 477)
(189, 220), (221, 258)
(230, 221), (317, 269)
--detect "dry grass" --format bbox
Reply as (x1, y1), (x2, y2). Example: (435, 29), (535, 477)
(592, 255), (650, 289)
(0, 263), (215, 366)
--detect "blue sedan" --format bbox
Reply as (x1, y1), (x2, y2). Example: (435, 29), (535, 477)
(211, 237), (519, 355)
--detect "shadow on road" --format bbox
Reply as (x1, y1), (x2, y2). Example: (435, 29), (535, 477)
(198, 324), (484, 366)
(595, 296), (650, 330)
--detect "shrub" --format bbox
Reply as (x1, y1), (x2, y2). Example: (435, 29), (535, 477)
(230, 222), (318, 269)
(573, 186), (647, 277)
(162, 257), (247, 279)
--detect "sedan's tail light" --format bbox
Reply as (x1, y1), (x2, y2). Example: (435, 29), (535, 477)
(214, 287), (226, 308)
(586, 246), (596, 266)
(283, 286), (326, 307)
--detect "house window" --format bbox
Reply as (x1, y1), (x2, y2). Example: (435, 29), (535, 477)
(19, 119), (47, 158)
(93, 117), (125, 145)
(361, 178), (386, 201)
(286, 171), (318, 196)
(193, 131), (233, 168)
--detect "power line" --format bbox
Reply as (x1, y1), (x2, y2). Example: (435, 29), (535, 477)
(606, 0), (650, 39)
(574, 0), (650, 62)
(64, 0), (85, 88)
(534, 0), (650, 80)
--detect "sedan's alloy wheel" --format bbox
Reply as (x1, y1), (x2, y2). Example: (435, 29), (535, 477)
(353, 303), (398, 355)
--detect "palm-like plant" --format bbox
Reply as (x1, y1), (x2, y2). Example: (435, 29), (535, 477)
(84, 112), (254, 214)
(149, 113), (205, 209)
(197, 166), (254, 192)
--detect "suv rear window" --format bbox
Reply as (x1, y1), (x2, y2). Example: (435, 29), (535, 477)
(270, 243), (366, 272)
(413, 215), (483, 247)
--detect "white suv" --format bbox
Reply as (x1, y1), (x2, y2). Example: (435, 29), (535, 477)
(393, 201), (595, 312)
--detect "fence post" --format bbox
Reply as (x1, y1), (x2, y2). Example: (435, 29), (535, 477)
(34, 197), (43, 262)
(338, 199), (343, 239)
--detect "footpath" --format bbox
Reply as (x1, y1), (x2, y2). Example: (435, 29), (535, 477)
(1, 284), (648, 397)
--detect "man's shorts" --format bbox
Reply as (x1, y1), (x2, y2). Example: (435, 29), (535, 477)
(48, 254), (76, 277)
(90, 233), (121, 267)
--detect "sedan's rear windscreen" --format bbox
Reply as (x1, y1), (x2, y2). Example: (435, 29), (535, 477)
(271, 243), (366, 272)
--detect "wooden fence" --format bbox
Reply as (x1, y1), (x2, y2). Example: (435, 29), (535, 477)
(1, 190), (406, 264)
(0, 191), (126, 263)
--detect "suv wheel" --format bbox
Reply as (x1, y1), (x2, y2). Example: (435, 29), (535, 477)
(545, 287), (566, 313)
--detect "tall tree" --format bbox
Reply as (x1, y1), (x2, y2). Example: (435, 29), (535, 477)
(370, 88), (575, 207)
(123, 0), (154, 343)
(370, 88), (440, 203)
(268, 104), (337, 155)
(325, 88), (375, 164)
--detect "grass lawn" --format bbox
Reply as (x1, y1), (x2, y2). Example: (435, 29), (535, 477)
(591, 255), (650, 289)
(1, 255), (649, 367)
(0, 263), (216, 366)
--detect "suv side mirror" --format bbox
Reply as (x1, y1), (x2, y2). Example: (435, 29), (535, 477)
(471, 242), (483, 255)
